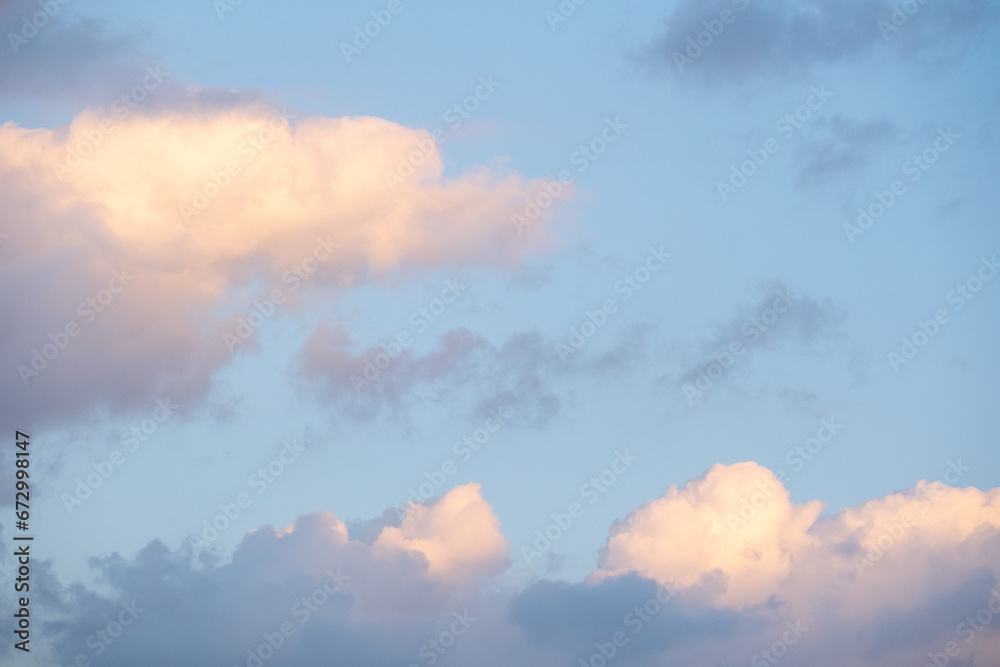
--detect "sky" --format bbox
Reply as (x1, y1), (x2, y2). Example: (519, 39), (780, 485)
(1, 0), (999, 665)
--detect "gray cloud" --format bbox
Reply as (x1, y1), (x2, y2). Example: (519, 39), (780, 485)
(794, 115), (899, 187)
(508, 574), (744, 656)
(297, 324), (650, 428)
(671, 281), (850, 389)
(30, 516), (461, 667)
(0, 0), (160, 109)
(862, 567), (998, 660)
(644, 0), (998, 84)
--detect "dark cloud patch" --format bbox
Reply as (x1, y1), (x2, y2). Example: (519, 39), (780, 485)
(0, 1), (156, 109)
(672, 281), (848, 389)
(644, 0), (999, 84)
(35, 513), (472, 667)
(509, 575), (655, 645)
(795, 115), (898, 188)
(297, 324), (650, 427)
(509, 574), (746, 663)
(0, 8), (272, 118)
(863, 566), (999, 660)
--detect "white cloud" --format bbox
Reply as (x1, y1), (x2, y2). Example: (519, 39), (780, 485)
(592, 461), (823, 607)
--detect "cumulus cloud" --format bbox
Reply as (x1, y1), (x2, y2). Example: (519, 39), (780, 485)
(593, 461), (823, 607)
(645, 0), (999, 84)
(800, 476), (1000, 615)
(375, 483), (509, 585)
(0, 100), (560, 430)
(594, 462), (1000, 618)
(8, 464), (1000, 666)
(584, 462), (1000, 664)
(12, 483), (507, 666)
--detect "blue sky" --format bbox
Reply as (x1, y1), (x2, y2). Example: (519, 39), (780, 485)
(1, 0), (1000, 665)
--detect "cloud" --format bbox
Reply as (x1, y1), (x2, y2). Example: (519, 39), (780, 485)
(0, 99), (561, 430)
(0, 0), (171, 109)
(297, 325), (649, 427)
(375, 483), (509, 585)
(644, 0), (999, 84)
(593, 462), (1000, 618)
(508, 574), (743, 650)
(593, 461), (823, 607)
(585, 463), (1000, 664)
(19, 484), (507, 666)
(670, 282), (854, 394)
(8, 464), (1000, 666)
(794, 115), (898, 187)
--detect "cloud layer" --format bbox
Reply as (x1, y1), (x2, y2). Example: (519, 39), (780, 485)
(7, 462), (1000, 666)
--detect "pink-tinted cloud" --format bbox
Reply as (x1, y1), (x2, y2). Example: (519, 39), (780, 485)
(375, 482), (510, 586)
(593, 461), (1000, 624)
(0, 100), (561, 429)
(593, 461), (823, 607)
(10, 463), (1000, 666)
